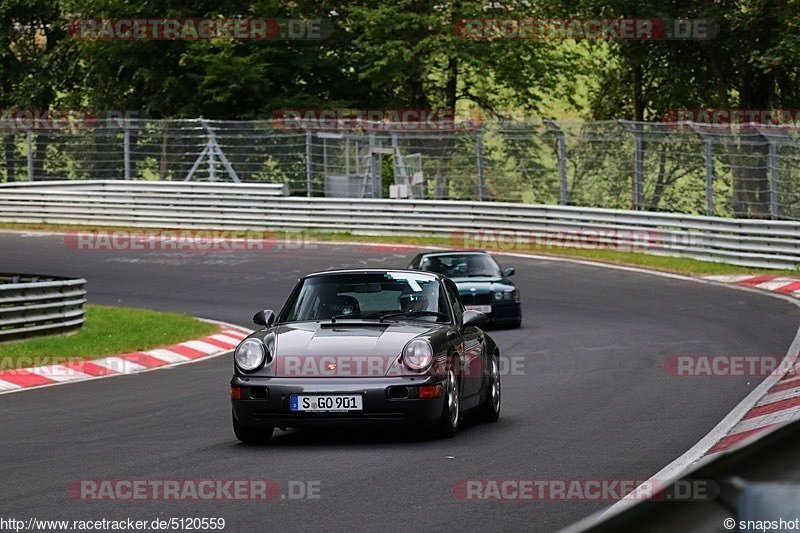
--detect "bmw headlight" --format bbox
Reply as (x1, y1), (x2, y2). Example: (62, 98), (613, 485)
(403, 339), (434, 371)
(235, 338), (266, 371)
(493, 290), (518, 301)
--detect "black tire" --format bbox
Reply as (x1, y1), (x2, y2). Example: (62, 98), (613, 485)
(477, 353), (501, 422)
(434, 366), (460, 438)
(232, 411), (274, 444)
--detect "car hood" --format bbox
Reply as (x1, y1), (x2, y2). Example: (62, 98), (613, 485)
(270, 321), (437, 377)
(450, 277), (514, 294)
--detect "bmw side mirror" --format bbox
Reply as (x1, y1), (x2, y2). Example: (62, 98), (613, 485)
(503, 267), (515, 277)
(462, 310), (488, 329)
(253, 309), (275, 327)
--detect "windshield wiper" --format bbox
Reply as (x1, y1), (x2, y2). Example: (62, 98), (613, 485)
(378, 310), (448, 322)
(330, 313), (364, 323)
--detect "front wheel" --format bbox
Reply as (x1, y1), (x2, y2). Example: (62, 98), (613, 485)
(477, 354), (501, 422)
(434, 367), (460, 438)
(232, 411), (273, 444)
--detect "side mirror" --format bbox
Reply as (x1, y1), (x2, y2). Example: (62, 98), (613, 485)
(503, 267), (516, 277)
(252, 309), (275, 327)
(462, 310), (488, 329)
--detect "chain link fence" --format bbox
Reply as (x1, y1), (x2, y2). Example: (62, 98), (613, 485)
(1, 118), (798, 220)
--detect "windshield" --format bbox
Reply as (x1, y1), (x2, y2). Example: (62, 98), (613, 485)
(419, 254), (501, 278)
(277, 272), (450, 323)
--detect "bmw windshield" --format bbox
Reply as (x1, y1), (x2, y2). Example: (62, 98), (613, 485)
(277, 272), (451, 323)
(420, 254), (502, 278)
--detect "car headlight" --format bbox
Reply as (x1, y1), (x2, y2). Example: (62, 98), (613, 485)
(403, 339), (433, 370)
(235, 339), (266, 371)
(494, 290), (518, 301)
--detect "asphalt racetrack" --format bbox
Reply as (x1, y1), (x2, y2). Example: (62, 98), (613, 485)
(0, 231), (798, 531)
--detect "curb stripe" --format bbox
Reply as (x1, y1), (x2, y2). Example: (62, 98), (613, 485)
(198, 336), (237, 349)
(736, 275), (777, 287)
(121, 353), (171, 368)
(742, 395), (800, 420)
(707, 424), (779, 454)
(0, 370), (55, 387)
(28, 365), (91, 382)
(61, 360), (119, 376)
(182, 340), (224, 354)
(770, 375), (800, 393)
(146, 348), (192, 363)
(776, 281), (800, 294)
(0, 379), (21, 390)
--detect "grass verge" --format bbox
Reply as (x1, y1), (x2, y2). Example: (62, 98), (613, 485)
(0, 304), (218, 369)
(0, 222), (796, 277)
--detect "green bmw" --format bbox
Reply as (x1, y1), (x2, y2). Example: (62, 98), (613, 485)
(409, 251), (521, 328)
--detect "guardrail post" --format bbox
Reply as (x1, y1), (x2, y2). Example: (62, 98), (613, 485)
(26, 131), (34, 181)
(306, 130), (313, 197)
(475, 129), (486, 201)
(545, 120), (568, 205)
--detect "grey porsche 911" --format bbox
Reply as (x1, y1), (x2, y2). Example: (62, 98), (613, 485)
(230, 269), (501, 442)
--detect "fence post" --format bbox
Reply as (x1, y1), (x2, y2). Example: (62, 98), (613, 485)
(619, 120), (644, 210)
(26, 131), (33, 181)
(305, 130), (313, 197)
(768, 140), (779, 220)
(120, 119), (131, 180)
(545, 120), (568, 205)
(475, 129), (485, 201)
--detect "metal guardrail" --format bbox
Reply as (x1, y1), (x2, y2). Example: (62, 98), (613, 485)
(0, 274), (87, 341)
(0, 181), (797, 269)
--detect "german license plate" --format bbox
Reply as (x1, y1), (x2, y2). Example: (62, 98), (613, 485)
(290, 394), (363, 412)
(465, 305), (492, 314)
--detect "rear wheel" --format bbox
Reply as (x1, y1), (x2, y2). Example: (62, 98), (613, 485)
(435, 367), (460, 438)
(232, 411), (273, 444)
(477, 353), (501, 422)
